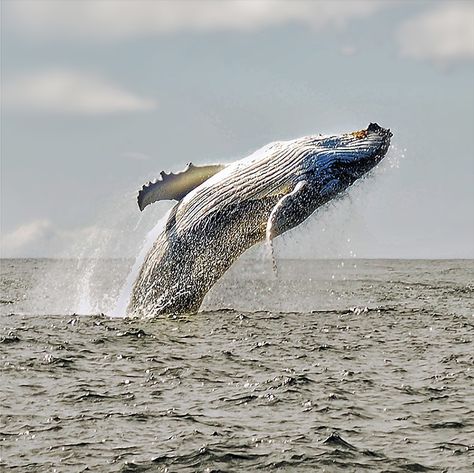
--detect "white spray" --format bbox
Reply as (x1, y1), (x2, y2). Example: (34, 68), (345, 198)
(109, 208), (172, 317)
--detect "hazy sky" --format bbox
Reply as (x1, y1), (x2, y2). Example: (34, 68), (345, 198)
(1, 0), (473, 259)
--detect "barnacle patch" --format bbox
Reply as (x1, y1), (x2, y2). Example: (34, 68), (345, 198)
(351, 130), (368, 139)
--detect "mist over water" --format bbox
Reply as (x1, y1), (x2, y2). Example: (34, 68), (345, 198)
(14, 186), (174, 317)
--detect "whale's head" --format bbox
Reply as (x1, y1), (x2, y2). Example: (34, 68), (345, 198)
(303, 123), (392, 202)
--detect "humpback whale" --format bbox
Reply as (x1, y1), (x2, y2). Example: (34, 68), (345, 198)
(127, 123), (391, 317)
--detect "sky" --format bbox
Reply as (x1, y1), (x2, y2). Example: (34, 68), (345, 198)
(1, 0), (473, 259)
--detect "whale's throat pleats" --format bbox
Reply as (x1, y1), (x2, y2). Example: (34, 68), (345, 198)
(137, 163), (227, 211)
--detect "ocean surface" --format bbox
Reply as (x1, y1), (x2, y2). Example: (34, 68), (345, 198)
(1, 258), (473, 472)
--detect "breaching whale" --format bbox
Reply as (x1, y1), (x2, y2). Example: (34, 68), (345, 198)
(127, 123), (392, 317)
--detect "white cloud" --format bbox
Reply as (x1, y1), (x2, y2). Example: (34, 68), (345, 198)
(1, 220), (56, 257)
(3, 69), (156, 114)
(398, 3), (474, 64)
(0, 219), (113, 258)
(7, 0), (383, 40)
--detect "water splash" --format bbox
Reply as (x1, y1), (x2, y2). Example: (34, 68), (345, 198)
(386, 144), (406, 169)
(21, 184), (171, 317)
(46, 225), (114, 315)
(76, 259), (96, 314)
(266, 238), (278, 277)
(109, 209), (171, 317)
(265, 219), (279, 277)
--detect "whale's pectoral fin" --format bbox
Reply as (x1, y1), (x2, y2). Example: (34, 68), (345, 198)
(137, 163), (227, 211)
(266, 180), (313, 240)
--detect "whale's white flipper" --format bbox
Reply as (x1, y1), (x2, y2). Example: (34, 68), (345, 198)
(138, 163), (227, 211)
(266, 180), (309, 240)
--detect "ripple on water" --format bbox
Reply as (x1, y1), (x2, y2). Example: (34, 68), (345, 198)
(1, 259), (473, 471)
